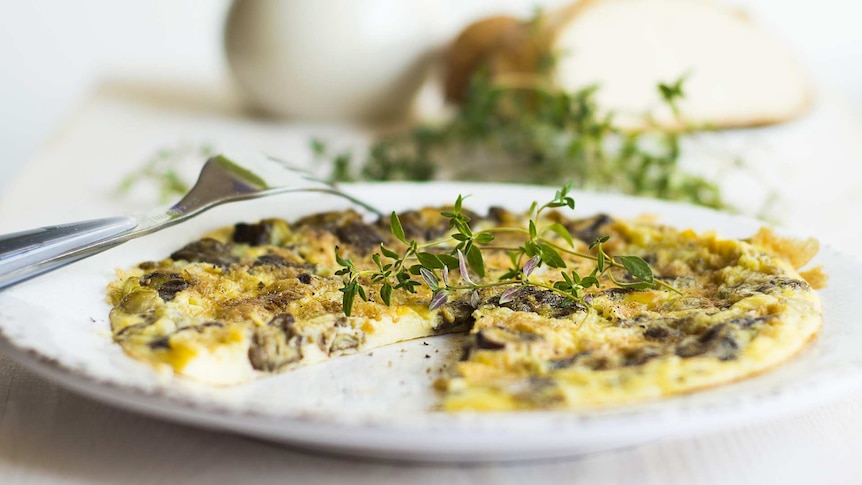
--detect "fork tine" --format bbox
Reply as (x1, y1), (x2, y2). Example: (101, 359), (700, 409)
(265, 154), (337, 188)
(202, 153), (383, 216)
(256, 154), (383, 215)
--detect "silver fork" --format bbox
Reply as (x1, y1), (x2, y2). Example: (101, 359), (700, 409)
(0, 154), (381, 290)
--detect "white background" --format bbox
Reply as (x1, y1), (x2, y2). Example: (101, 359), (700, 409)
(0, 0), (861, 196)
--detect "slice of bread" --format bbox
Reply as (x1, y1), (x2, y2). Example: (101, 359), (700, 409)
(443, 0), (812, 130)
(552, 0), (811, 129)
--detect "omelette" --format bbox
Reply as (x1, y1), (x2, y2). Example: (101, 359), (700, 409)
(106, 203), (824, 411)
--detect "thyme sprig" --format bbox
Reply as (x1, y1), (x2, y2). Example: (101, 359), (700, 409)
(335, 183), (678, 316)
(319, 73), (725, 210)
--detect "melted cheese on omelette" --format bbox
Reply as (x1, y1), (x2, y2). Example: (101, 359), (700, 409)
(106, 207), (824, 410)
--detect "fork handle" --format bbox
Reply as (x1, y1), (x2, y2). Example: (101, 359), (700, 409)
(0, 217), (138, 289)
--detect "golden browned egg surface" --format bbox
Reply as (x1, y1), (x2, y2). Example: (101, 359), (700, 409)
(107, 206), (824, 411)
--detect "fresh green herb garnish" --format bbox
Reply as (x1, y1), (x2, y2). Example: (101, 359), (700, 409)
(316, 73), (724, 209)
(335, 183), (679, 317)
(658, 74), (688, 118)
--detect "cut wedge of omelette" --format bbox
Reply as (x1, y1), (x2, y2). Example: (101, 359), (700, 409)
(107, 205), (825, 411)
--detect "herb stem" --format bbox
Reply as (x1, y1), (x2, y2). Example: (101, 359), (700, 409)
(444, 279), (584, 305)
(537, 238), (681, 294)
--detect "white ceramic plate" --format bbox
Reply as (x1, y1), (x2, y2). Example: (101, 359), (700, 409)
(1, 182), (861, 462)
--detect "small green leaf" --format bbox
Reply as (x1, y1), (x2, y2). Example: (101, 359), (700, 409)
(597, 250), (605, 272)
(454, 219), (472, 237)
(560, 182), (574, 207)
(529, 220), (537, 239)
(341, 283), (357, 316)
(539, 244), (566, 268)
(334, 248), (352, 268)
(658, 75), (686, 104)
(437, 254), (459, 270)
(523, 241), (540, 258)
(390, 212), (407, 243)
(547, 223), (574, 247)
(475, 232), (495, 244)
(372, 253), (383, 270)
(466, 244), (486, 277)
(310, 138), (327, 156)
(416, 252), (445, 269)
(580, 276), (600, 288)
(617, 255), (655, 285)
(589, 236), (610, 249)
(379, 243), (399, 259)
(500, 268), (520, 280)
(380, 283), (393, 306)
